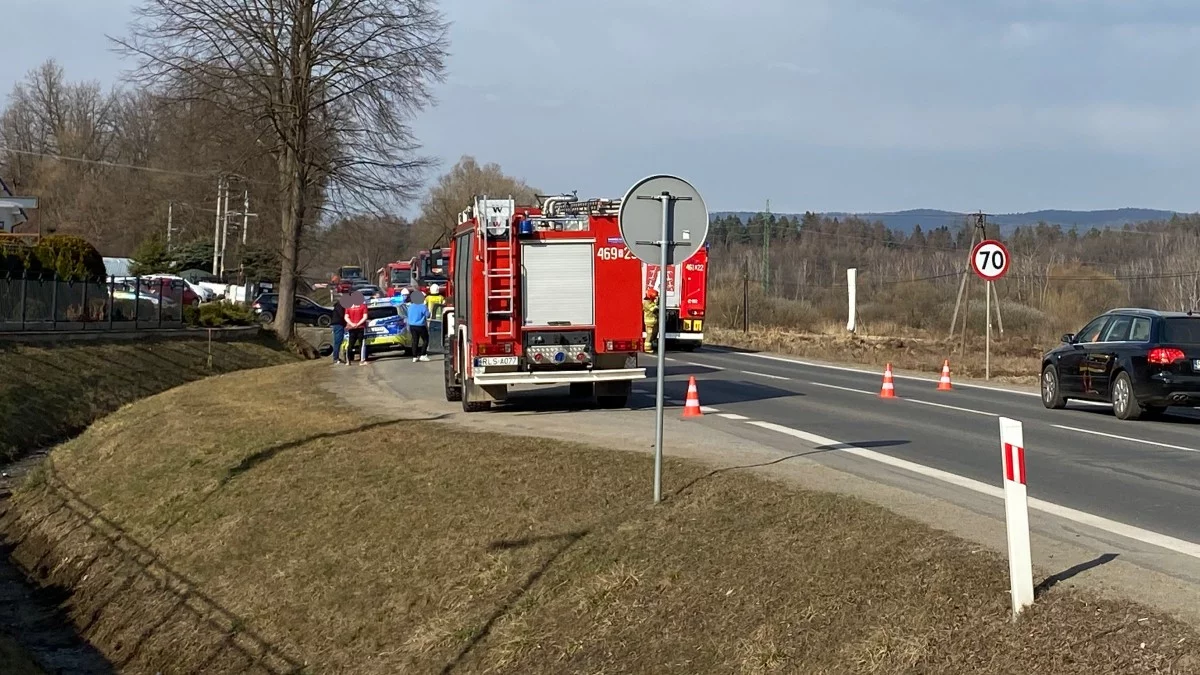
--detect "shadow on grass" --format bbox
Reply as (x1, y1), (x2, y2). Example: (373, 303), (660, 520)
(0, 536), (115, 674)
(671, 440), (911, 500)
(4, 468), (307, 674)
(442, 529), (590, 674)
(1036, 553), (1119, 598)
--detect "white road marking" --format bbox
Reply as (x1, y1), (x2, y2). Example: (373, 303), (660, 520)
(718, 413), (749, 420)
(740, 369), (790, 381)
(747, 420), (1200, 560)
(810, 381), (874, 395)
(906, 398), (999, 417)
(1051, 424), (1200, 454)
(700, 406), (720, 414)
(684, 361), (725, 370)
(733, 351), (1043, 397)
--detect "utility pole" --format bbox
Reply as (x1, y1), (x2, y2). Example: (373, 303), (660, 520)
(166, 201), (175, 252)
(211, 177), (225, 275)
(219, 182), (233, 277)
(762, 198), (771, 293)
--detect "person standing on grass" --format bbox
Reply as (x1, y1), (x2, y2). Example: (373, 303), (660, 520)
(406, 296), (431, 362)
(344, 293), (369, 365)
(331, 300), (347, 364)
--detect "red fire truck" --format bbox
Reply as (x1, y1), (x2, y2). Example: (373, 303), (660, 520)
(642, 241), (709, 351)
(442, 194), (647, 412)
(409, 248), (449, 293)
(377, 260), (413, 296)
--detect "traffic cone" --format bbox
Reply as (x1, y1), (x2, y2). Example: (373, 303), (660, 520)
(879, 363), (896, 398)
(937, 360), (953, 391)
(682, 376), (704, 418)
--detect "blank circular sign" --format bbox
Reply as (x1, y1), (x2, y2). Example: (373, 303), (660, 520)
(618, 174), (709, 265)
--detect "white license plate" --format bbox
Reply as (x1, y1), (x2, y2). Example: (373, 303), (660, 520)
(476, 356), (517, 366)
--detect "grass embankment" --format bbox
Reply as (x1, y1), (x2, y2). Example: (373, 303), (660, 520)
(3, 364), (1198, 673)
(710, 324), (1046, 385)
(0, 333), (297, 461)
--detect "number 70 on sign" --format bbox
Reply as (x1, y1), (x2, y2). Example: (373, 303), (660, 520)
(971, 239), (1011, 281)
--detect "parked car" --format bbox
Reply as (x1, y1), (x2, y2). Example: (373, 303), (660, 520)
(1041, 308), (1200, 419)
(251, 293), (334, 327)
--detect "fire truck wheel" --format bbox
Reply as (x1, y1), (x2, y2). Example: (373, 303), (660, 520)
(569, 383), (595, 399)
(461, 378), (491, 412)
(444, 349), (462, 401)
(679, 342), (699, 352)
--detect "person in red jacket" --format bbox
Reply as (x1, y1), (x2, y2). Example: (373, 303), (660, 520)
(344, 292), (369, 365)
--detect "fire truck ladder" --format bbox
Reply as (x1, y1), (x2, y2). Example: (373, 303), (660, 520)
(479, 195), (517, 339)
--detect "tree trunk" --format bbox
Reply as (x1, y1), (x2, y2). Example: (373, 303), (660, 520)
(274, 147), (302, 341)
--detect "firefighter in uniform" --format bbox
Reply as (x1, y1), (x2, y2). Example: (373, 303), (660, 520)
(642, 287), (659, 354)
(425, 283), (446, 321)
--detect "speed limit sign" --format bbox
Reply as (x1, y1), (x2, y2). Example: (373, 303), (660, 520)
(971, 239), (1010, 281)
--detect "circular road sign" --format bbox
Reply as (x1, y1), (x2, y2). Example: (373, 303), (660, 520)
(971, 239), (1011, 281)
(618, 174), (709, 265)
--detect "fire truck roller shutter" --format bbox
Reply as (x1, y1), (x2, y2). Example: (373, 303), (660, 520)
(521, 240), (595, 327)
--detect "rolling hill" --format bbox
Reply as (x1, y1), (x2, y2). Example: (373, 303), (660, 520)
(712, 207), (1181, 233)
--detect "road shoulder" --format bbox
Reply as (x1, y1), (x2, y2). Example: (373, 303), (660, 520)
(339, 355), (1200, 628)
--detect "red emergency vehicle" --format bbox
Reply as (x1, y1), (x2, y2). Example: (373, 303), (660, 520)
(409, 248), (449, 293)
(442, 194), (647, 412)
(642, 241), (709, 350)
(377, 260), (413, 296)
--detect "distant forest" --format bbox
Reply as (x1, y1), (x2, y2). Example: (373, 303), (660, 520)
(704, 211), (1200, 339)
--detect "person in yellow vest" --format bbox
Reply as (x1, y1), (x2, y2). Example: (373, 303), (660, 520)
(642, 287), (659, 354)
(425, 283), (446, 321)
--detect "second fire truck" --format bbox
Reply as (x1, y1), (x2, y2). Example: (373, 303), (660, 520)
(642, 242), (709, 351)
(442, 194), (646, 412)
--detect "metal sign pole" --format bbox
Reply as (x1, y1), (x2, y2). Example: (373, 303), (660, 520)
(653, 194), (669, 503)
(617, 174), (708, 506)
(986, 279), (992, 381)
(639, 191), (690, 503)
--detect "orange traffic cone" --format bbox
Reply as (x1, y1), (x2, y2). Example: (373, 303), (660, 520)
(937, 360), (953, 391)
(880, 363), (896, 398)
(682, 376), (704, 418)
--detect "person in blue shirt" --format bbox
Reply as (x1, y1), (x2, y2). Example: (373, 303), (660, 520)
(406, 298), (431, 362)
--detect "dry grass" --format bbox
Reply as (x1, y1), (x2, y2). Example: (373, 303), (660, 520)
(710, 324), (1046, 385)
(0, 333), (297, 460)
(3, 362), (1199, 673)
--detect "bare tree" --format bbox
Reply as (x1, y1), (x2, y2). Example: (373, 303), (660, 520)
(113, 0), (449, 339)
(414, 155), (540, 246)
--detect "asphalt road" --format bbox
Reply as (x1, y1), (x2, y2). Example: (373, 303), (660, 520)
(647, 347), (1200, 555)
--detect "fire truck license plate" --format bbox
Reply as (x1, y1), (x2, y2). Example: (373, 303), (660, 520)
(476, 356), (518, 366)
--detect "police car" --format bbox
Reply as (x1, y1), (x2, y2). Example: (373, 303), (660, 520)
(361, 297), (412, 357)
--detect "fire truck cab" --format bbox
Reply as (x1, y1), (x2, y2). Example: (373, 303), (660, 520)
(442, 194), (647, 412)
(643, 242), (708, 351)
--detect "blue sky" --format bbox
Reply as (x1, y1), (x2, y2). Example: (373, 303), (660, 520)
(3, 0), (1200, 214)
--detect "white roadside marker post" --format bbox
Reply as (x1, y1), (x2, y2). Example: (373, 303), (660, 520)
(999, 416), (1034, 618)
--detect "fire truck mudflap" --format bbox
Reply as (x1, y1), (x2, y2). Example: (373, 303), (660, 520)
(443, 194), (646, 412)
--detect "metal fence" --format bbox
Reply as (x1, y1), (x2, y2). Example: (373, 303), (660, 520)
(0, 274), (188, 332)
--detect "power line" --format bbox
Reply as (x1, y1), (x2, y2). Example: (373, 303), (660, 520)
(0, 146), (213, 178)
(0, 146), (274, 186)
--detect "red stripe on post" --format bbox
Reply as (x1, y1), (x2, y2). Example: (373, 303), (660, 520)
(1003, 442), (1015, 482)
(1017, 445), (1026, 485)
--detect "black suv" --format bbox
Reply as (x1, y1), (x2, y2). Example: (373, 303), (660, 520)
(251, 293), (335, 327)
(1041, 308), (1200, 420)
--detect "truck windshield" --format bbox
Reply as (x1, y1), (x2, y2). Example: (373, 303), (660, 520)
(389, 268), (412, 285)
(1162, 318), (1200, 343)
(339, 266), (364, 280)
